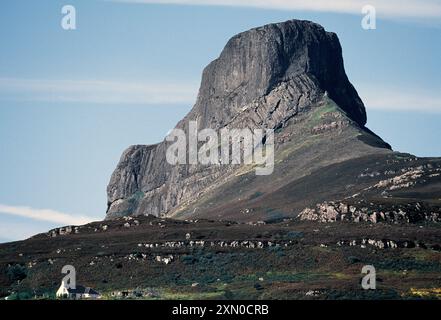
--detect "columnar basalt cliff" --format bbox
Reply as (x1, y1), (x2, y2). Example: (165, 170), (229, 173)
(106, 19), (390, 221)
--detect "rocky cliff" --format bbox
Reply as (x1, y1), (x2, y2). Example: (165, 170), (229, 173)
(106, 19), (390, 220)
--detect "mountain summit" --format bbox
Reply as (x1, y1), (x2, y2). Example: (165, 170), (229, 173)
(106, 20), (397, 221)
(183, 19), (367, 129)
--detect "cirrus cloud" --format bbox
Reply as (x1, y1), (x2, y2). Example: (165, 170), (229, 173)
(0, 204), (98, 226)
(359, 85), (441, 113)
(0, 77), (199, 105)
(108, 0), (441, 20)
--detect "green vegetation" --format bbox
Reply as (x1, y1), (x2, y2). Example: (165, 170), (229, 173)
(2, 215), (441, 300)
(309, 100), (338, 123)
(377, 257), (441, 273)
(235, 271), (329, 283)
(6, 264), (27, 282)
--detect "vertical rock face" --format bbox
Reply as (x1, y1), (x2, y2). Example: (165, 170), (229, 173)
(189, 20), (366, 129)
(106, 19), (381, 220)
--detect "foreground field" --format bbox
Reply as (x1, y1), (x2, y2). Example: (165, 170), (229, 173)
(1, 215), (441, 300)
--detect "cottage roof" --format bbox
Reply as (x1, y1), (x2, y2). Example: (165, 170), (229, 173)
(66, 285), (100, 295)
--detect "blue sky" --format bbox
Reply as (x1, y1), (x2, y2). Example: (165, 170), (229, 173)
(1, 0), (440, 242)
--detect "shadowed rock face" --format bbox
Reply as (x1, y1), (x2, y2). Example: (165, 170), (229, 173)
(105, 20), (382, 220)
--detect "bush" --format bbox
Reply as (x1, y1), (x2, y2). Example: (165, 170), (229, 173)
(6, 264), (27, 282)
(181, 255), (196, 265)
(268, 246), (285, 257)
(6, 291), (33, 300)
(286, 231), (304, 239)
(347, 256), (361, 264)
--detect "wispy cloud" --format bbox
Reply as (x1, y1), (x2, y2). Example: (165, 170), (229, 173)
(0, 78), (198, 105)
(109, 0), (441, 19)
(1, 77), (440, 112)
(359, 85), (441, 113)
(0, 204), (97, 226)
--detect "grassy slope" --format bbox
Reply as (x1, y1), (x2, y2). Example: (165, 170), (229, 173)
(172, 98), (393, 221)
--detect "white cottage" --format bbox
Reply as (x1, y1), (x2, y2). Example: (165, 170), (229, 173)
(56, 282), (101, 299)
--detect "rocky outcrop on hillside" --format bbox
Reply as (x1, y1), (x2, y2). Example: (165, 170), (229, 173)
(298, 201), (441, 224)
(106, 19), (387, 220)
(4, 214), (441, 299)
